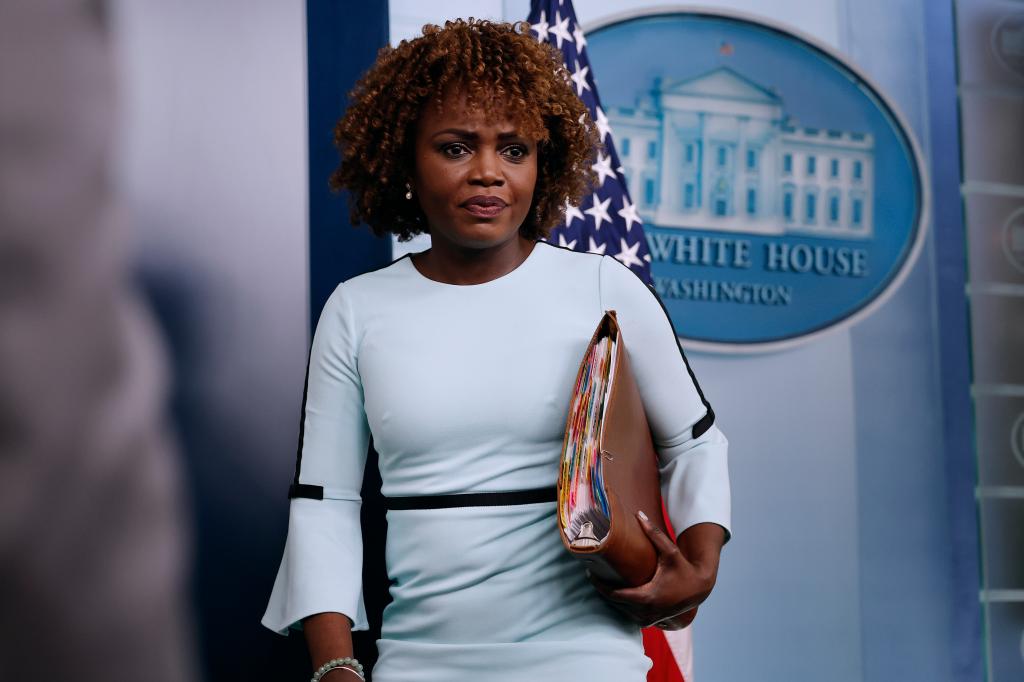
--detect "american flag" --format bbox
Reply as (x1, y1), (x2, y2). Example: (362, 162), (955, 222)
(527, 3), (693, 681)
(528, 0), (653, 285)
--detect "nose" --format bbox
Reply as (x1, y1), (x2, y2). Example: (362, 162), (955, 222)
(468, 148), (505, 187)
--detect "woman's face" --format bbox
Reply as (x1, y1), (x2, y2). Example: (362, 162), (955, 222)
(411, 91), (538, 250)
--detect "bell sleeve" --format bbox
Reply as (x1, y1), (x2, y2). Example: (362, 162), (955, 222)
(262, 282), (371, 635)
(598, 256), (731, 543)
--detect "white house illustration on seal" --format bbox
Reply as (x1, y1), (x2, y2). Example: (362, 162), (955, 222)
(610, 67), (875, 239)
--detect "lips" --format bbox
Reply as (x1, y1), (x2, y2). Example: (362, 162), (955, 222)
(462, 195), (508, 218)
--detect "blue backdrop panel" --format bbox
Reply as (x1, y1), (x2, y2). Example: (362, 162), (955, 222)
(308, 0), (392, 324)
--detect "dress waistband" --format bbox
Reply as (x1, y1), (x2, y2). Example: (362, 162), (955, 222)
(383, 485), (557, 510)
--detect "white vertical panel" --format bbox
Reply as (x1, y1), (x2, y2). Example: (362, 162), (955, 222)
(112, 0), (309, 497)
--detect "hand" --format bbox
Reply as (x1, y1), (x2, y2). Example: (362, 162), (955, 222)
(589, 513), (724, 629)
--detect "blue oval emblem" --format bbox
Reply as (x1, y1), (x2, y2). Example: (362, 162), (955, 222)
(588, 11), (927, 350)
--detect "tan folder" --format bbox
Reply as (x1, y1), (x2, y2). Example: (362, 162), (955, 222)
(557, 310), (667, 587)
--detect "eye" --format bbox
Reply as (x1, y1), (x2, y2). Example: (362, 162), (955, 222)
(502, 144), (530, 161)
(441, 142), (471, 158)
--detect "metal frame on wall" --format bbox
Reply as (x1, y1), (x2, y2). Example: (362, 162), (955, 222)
(925, 1), (984, 680)
(951, 1), (1024, 680)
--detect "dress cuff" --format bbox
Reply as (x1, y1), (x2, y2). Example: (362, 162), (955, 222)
(659, 423), (732, 543)
(262, 497), (369, 634)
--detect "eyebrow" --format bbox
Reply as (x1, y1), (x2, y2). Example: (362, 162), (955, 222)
(430, 128), (524, 140)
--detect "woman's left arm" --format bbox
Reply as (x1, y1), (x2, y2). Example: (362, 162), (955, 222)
(593, 256), (732, 627)
(592, 515), (725, 629)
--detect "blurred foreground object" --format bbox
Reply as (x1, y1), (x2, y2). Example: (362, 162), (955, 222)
(0, 1), (194, 680)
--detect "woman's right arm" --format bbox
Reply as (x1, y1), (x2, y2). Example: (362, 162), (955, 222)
(303, 612), (354, 669)
(261, 282), (372, 661)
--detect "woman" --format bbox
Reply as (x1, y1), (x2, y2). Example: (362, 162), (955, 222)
(263, 19), (730, 682)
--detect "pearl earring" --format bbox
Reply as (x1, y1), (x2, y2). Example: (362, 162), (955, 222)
(405, 184), (413, 200)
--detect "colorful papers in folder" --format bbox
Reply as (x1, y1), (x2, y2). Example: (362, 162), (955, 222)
(559, 330), (618, 548)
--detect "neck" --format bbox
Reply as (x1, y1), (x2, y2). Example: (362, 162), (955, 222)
(413, 235), (536, 285)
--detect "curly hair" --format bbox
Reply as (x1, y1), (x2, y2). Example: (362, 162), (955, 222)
(329, 18), (599, 242)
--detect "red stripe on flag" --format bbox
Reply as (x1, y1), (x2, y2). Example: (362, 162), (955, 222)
(642, 502), (687, 681)
(643, 627), (686, 682)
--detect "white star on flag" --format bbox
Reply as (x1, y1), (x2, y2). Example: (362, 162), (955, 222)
(572, 23), (587, 50)
(570, 59), (591, 96)
(584, 193), (611, 230)
(617, 198), (642, 232)
(564, 199), (584, 227)
(614, 237), (644, 269)
(529, 0), (653, 284)
(591, 152), (616, 187)
(549, 11), (574, 49)
(531, 11), (549, 42)
(594, 107), (612, 143)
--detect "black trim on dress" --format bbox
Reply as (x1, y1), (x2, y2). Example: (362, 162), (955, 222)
(289, 253), (415, 500)
(587, 248), (717, 441)
(643, 280), (716, 439)
(384, 486), (557, 510)
(289, 352), (315, 496)
(289, 483), (324, 500)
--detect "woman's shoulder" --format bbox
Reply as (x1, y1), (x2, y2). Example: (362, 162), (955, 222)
(335, 253), (417, 296)
(315, 254), (416, 325)
(532, 239), (606, 277)
(533, 239), (649, 294)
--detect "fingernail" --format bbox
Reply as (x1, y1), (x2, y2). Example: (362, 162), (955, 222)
(637, 510), (649, 522)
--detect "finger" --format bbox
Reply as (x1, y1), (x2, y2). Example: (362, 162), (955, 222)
(586, 569), (616, 594)
(586, 567), (623, 589)
(597, 582), (653, 605)
(605, 599), (657, 626)
(591, 589), (657, 625)
(636, 510), (682, 556)
(587, 571), (641, 602)
(610, 602), (659, 622)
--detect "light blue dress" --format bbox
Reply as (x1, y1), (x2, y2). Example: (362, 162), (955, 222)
(262, 241), (731, 682)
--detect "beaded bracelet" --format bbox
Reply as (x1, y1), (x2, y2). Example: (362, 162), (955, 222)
(311, 657), (365, 682)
